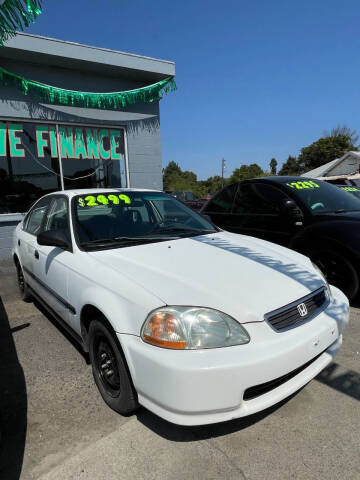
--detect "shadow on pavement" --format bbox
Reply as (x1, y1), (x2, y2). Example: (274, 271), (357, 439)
(33, 300), (90, 365)
(136, 393), (298, 441)
(316, 363), (360, 401)
(0, 297), (27, 480)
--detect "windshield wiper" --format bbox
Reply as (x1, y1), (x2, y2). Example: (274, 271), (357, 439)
(80, 235), (176, 247)
(148, 227), (216, 236)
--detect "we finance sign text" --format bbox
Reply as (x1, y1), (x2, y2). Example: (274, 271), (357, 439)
(0, 123), (124, 160)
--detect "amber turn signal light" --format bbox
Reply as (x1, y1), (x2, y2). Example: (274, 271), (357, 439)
(142, 312), (187, 349)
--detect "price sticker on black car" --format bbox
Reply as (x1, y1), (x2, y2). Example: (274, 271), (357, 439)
(286, 181), (320, 190)
(341, 187), (360, 192)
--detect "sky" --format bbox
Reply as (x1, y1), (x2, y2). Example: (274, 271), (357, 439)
(25, 0), (360, 180)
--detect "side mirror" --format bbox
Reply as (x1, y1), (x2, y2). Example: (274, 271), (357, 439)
(282, 200), (303, 218)
(37, 229), (71, 251)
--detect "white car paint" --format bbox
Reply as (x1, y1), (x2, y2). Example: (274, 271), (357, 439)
(12, 189), (349, 426)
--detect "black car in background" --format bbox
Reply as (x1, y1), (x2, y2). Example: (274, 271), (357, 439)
(201, 176), (360, 301)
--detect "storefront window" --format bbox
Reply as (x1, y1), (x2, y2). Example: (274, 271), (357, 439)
(59, 125), (125, 190)
(0, 121), (127, 213)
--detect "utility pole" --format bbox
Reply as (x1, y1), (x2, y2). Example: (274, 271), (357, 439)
(221, 158), (226, 187)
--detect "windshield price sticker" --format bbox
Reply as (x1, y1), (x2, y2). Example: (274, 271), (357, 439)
(341, 186), (359, 192)
(286, 181), (320, 190)
(78, 194), (131, 207)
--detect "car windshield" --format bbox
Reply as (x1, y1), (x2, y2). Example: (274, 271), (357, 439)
(73, 191), (216, 249)
(282, 179), (360, 214)
(339, 185), (360, 199)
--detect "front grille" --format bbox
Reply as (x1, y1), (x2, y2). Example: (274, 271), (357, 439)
(243, 350), (325, 401)
(265, 288), (328, 331)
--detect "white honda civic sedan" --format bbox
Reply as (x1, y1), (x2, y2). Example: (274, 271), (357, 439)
(12, 189), (349, 425)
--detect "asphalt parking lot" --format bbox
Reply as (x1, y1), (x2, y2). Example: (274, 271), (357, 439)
(0, 259), (359, 480)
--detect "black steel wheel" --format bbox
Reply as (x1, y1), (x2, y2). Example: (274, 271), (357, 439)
(311, 250), (359, 302)
(88, 319), (138, 415)
(15, 261), (32, 302)
(94, 332), (121, 397)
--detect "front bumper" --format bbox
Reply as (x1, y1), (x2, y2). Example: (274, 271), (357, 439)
(118, 285), (349, 426)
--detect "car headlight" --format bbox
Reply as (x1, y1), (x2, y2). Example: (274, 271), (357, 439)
(312, 262), (333, 299)
(141, 307), (250, 350)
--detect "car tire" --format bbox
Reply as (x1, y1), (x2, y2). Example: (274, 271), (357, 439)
(15, 261), (32, 302)
(88, 319), (138, 415)
(311, 249), (359, 302)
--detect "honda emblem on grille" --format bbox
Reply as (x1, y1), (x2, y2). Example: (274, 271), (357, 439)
(297, 303), (308, 317)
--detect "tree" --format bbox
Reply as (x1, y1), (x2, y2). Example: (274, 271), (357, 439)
(162, 162), (207, 195)
(278, 156), (302, 176)
(229, 164), (264, 183)
(324, 124), (359, 147)
(297, 132), (358, 172)
(270, 158), (277, 175)
(163, 161), (182, 190)
(181, 170), (197, 184)
(199, 175), (224, 194)
(192, 183), (208, 198)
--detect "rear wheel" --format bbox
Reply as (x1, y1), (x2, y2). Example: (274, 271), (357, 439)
(311, 249), (359, 301)
(88, 319), (138, 415)
(15, 261), (32, 302)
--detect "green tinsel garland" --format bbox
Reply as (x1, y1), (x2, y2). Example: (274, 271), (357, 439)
(0, 0), (42, 46)
(0, 66), (177, 109)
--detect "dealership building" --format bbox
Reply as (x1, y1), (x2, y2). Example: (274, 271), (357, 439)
(0, 33), (175, 258)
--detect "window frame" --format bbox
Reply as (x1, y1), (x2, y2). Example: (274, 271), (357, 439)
(204, 183), (238, 215)
(232, 181), (293, 216)
(23, 194), (54, 236)
(42, 194), (73, 252)
(0, 118), (130, 215)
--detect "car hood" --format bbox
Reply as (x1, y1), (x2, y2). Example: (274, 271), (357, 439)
(89, 231), (324, 323)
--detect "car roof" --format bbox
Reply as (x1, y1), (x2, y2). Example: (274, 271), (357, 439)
(42, 188), (162, 198)
(243, 176), (319, 184)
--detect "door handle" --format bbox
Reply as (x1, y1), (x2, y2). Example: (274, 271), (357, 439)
(18, 239), (21, 246)
(34, 250), (39, 259)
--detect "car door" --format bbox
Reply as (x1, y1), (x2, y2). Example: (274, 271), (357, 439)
(18, 196), (53, 292)
(202, 184), (237, 230)
(231, 182), (299, 246)
(33, 195), (73, 324)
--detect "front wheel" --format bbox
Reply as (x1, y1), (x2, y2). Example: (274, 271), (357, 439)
(88, 320), (138, 415)
(311, 250), (359, 302)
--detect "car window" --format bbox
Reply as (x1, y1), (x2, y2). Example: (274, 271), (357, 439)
(339, 186), (360, 199)
(282, 180), (360, 214)
(127, 201), (150, 223)
(23, 196), (52, 235)
(172, 191), (185, 201)
(233, 183), (290, 214)
(204, 184), (237, 213)
(73, 191), (216, 246)
(43, 197), (70, 233)
(184, 192), (198, 201)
